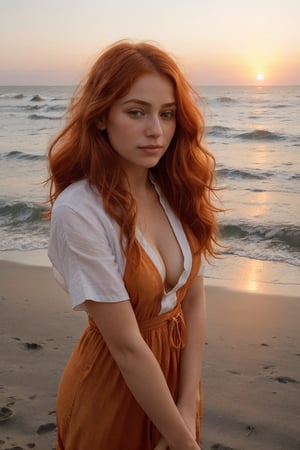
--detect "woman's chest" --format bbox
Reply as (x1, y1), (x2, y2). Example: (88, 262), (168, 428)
(136, 196), (188, 294)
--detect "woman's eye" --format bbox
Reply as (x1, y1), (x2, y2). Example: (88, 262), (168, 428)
(128, 109), (144, 117)
(161, 110), (176, 119)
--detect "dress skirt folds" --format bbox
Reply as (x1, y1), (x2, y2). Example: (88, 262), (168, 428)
(56, 233), (203, 450)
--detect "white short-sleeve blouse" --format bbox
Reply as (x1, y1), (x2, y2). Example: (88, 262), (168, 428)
(48, 179), (204, 313)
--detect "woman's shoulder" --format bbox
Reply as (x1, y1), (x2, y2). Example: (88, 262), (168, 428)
(52, 179), (111, 226)
(53, 179), (103, 213)
(50, 179), (122, 245)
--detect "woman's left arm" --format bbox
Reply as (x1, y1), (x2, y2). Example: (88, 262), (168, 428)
(176, 275), (206, 437)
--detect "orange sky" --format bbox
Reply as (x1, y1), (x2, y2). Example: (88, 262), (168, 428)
(1, 0), (299, 85)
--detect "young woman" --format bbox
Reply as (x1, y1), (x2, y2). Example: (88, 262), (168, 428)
(48, 40), (219, 450)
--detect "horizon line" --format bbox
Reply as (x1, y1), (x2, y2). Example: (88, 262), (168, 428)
(0, 83), (299, 88)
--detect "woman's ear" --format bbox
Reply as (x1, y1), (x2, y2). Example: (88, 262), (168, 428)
(96, 118), (106, 131)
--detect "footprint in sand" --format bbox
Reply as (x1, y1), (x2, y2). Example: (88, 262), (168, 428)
(6, 402), (15, 407)
(274, 376), (299, 384)
(263, 364), (276, 370)
(36, 422), (56, 434)
(227, 370), (241, 375)
(19, 342), (43, 350)
(245, 424), (255, 436)
(0, 406), (14, 422)
(5, 447), (24, 450)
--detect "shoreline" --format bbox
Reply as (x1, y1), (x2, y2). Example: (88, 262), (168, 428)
(1, 248), (299, 298)
(0, 260), (299, 449)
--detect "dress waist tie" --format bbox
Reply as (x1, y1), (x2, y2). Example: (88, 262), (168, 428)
(139, 303), (187, 350)
(88, 302), (187, 350)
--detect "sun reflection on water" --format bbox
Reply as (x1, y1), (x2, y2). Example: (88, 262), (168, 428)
(235, 258), (267, 293)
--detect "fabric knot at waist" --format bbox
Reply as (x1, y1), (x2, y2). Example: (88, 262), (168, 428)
(139, 302), (187, 350)
(88, 302), (187, 350)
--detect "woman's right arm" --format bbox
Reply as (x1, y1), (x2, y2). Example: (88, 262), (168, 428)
(85, 299), (201, 450)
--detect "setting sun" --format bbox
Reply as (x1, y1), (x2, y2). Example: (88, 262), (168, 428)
(256, 73), (264, 81)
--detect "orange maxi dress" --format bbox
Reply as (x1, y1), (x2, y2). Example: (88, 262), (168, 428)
(56, 230), (202, 450)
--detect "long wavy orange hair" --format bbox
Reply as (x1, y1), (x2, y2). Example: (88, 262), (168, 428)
(47, 40), (220, 261)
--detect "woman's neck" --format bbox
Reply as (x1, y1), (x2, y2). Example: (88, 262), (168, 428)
(125, 168), (151, 199)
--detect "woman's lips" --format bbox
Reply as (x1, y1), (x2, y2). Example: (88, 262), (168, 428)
(138, 145), (163, 154)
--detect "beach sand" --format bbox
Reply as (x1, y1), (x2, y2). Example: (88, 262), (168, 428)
(0, 260), (299, 450)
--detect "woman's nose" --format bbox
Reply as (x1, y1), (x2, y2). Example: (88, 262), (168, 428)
(145, 115), (163, 137)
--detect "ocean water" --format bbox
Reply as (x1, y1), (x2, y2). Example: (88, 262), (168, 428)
(0, 85), (299, 295)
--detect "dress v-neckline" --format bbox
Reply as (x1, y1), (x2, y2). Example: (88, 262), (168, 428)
(135, 180), (192, 296)
(136, 229), (184, 295)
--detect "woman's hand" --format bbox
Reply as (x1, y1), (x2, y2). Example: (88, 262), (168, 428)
(153, 403), (200, 450)
(177, 404), (197, 440)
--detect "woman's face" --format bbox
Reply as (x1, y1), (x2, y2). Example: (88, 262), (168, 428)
(103, 73), (176, 175)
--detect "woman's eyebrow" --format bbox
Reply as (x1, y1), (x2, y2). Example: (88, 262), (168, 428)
(121, 99), (176, 107)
